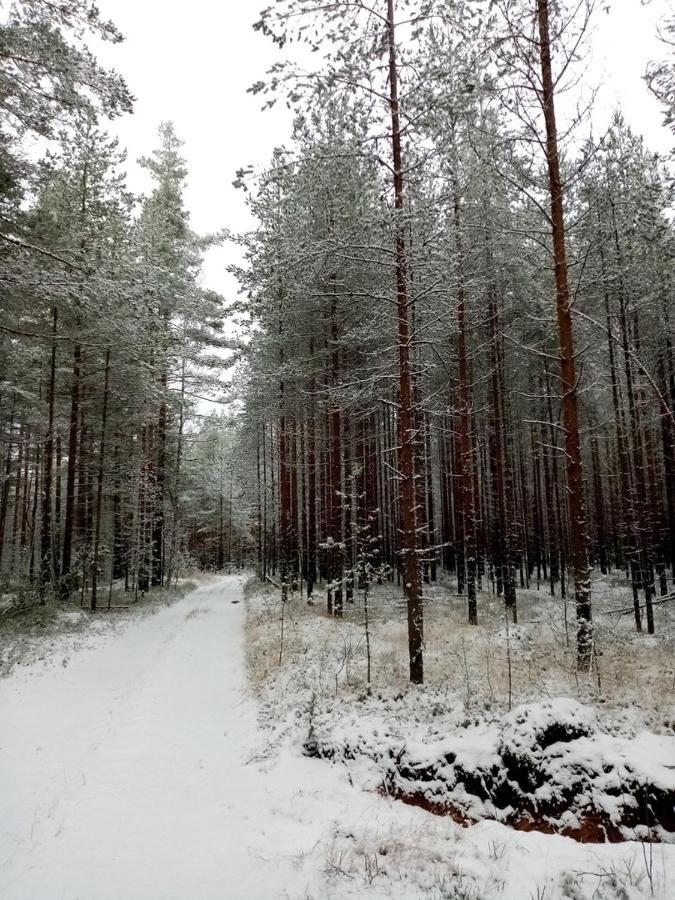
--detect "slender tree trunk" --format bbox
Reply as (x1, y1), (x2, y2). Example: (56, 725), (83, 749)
(54, 434), (62, 583)
(262, 423), (269, 579)
(218, 484), (225, 570)
(329, 295), (343, 617)
(10, 423), (25, 572)
(20, 430), (31, 561)
(658, 351), (675, 581)
(152, 372), (167, 587)
(166, 356), (187, 586)
(61, 344), (81, 598)
(256, 424), (263, 579)
(28, 446), (41, 583)
(386, 0), (423, 682)
(307, 408), (317, 598)
(90, 350), (111, 611)
(227, 465), (234, 571)
(0, 401), (15, 573)
(485, 222), (514, 617)
(40, 308), (58, 590)
(289, 418), (299, 587)
(454, 186), (477, 624)
(279, 383), (291, 604)
(591, 437), (608, 575)
(537, 0), (592, 669)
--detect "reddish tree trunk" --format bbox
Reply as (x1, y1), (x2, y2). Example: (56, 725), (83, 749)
(537, 0), (592, 668)
(386, 0), (423, 681)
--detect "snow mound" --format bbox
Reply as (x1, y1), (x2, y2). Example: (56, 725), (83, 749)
(305, 697), (675, 843)
(500, 699), (598, 756)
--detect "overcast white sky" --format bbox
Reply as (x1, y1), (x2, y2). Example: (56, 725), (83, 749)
(96, 0), (673, 298)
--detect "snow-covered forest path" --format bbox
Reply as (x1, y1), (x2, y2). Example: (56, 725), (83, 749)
(0, 576), (337, 899)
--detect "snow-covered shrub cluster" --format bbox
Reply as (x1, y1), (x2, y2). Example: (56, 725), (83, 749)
(307, 697), (675, 841)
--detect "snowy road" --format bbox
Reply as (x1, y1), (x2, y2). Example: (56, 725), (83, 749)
(0, 576), (343, 900)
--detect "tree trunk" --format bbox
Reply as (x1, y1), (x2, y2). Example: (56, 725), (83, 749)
(0, 401), (15, 573)
(454, 186), (477, 624)
(152, 373), (167, 587)
(40, 308), (58, 590)
(61, 344), (81, 598)
(386, 0), (423, 682)
(90, 350), (111, 611)
(537, 0), (592, 669)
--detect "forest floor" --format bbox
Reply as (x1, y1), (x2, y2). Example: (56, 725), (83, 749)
(246, 571), (675, 898)
(2, 574), (674, 899)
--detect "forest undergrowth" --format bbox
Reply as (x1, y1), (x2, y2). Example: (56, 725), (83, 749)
(246, 575), (675, 847)
(247, 575), (675, 729)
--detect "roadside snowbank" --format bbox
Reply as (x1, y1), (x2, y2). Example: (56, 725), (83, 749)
(306, 696), (675, 841)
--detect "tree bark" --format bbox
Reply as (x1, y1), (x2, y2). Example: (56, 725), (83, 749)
(61, 344), (81, 598)
(536, 0), (592, 669)
(386, 0), (423, 682)
(90, 350), (111, 611)
(40, 308), (58, 590)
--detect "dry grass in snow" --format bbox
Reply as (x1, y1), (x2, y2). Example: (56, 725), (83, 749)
(246, 572), (675, 735)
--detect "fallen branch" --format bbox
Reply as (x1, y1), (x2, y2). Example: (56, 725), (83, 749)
(602, 592), (675, 617)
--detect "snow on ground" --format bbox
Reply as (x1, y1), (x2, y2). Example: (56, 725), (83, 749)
(246, 573), (675, 897)
(0, 580), (196, 677)
(248, 573), (675, 740)
(1, 575), (674, 899)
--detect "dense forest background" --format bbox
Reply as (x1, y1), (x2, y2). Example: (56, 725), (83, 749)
(1, 0), (674, 683)
(0, 1), (240, 611)
(231, 0), (675, 683)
